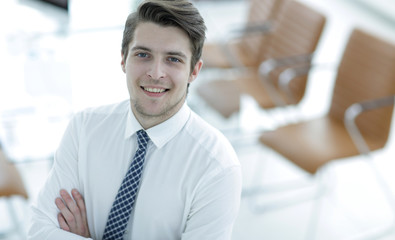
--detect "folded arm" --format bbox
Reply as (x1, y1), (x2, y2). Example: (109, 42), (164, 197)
(56, 189), (91, 238)
(28, 113), (92, 240)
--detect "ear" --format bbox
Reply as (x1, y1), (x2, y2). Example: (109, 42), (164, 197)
(121, 52), (126, 73)
(188, 59), (203, 83)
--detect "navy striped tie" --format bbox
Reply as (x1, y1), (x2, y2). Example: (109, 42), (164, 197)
(103, 130), (150, 239)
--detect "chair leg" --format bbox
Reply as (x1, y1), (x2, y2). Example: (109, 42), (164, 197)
(0, 198), (25, 240)
(304, 158), (395, 240)
(248, 187), (324, 213)
(349, 157), (395, 240)
(7, 198), (25, 239)
(304, 189), (324, 240)
(244, 167), (328, 213)
(348, 224), (394, 240)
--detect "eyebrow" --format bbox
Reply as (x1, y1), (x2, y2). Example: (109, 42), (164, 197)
(131, 46), (151, 52)
(131, 45), (188, 60)
(167, 51), (187, 60)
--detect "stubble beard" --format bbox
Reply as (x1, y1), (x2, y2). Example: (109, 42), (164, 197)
(133, 91), (187, 124)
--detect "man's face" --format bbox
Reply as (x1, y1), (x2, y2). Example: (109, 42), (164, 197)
(122, 22), (202, 129)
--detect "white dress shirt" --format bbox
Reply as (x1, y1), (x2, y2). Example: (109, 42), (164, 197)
(28, 100), (242, 240)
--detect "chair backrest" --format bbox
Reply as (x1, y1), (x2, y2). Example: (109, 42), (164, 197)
(247, 0), (276, 23)
(0, 149), (28, 199)
(260, 0), (326, 104)
(239, 0), (291, 65)
(246, 0), (289, 24)
(260, 1), (325, 60)
(329, 28), (395, 150)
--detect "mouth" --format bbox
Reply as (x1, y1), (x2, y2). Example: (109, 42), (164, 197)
(141, 86), (169, 95)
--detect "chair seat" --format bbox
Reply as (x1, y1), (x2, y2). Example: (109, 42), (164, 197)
(0, 151), (28, 199)
(259, 116), (363, 174)
(236, 72), (277, 109)
(197, 72), (279, 118)
(196, 79), (241, 118)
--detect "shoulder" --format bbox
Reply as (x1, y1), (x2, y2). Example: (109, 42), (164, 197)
(72, 100), (129, 123)
(183, 110), (239, 169)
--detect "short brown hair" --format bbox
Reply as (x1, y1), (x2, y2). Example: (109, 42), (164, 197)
(121, 0), (206, 72)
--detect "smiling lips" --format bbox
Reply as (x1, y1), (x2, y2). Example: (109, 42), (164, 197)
(144, 87), (166, 93)
(142, 86), (169, 96)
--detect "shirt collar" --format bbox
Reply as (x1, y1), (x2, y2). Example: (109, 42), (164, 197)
(125, 103), (191, 148)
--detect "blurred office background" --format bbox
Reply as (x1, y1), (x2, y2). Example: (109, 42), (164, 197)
(1, 0), (395, 239)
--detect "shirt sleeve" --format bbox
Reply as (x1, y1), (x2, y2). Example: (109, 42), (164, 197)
(27, 113), (93, 240)
(181, 165), (242, 240)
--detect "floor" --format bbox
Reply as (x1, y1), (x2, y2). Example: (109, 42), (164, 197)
(1, 0), (395, 239)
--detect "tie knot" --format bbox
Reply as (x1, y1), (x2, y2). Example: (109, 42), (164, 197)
(136, 130), (150, 149)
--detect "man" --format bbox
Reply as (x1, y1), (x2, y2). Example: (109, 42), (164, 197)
(28, 0), (242, 239)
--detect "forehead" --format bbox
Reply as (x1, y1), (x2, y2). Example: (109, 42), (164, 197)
(130, 22), (192, 56)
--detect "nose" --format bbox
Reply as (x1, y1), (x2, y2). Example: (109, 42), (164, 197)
(147, 59), (166, 80)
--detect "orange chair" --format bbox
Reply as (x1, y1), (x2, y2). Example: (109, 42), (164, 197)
(0, 147), (28, 238)
(197, 0), (326, 119)
(202, 0), (291, 69)
(255, 28), (395, 239)
(260, 28), (395, 174)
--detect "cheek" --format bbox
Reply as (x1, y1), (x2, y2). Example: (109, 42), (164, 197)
(169, 68), (191, 85)
(125, 62), (144, 79)
(175, 76), (190, 90)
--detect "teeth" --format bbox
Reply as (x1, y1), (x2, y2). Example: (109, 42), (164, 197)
(145, 87), (166, 93)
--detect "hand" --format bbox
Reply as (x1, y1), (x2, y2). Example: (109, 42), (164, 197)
(55, 189), (91, 238)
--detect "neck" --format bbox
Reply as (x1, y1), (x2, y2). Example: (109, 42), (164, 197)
(132, 100), (185, 130)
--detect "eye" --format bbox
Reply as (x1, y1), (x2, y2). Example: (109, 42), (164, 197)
(136, 52), (149, 58)
(168, 57), (181, 63)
